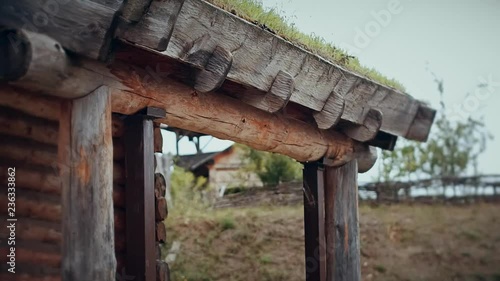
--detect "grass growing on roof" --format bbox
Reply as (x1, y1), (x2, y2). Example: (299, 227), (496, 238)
(205, 0), (405, 91)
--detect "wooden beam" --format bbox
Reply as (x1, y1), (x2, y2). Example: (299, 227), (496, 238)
(106, 58), (371, 167)
(303, 162), (326, 281)
(324, 160), (361, 281)
(0, 0), (123, 59)
(124, 109), (159, 281)
(60, 86), (116, 281)
(0, 29), (105, 98)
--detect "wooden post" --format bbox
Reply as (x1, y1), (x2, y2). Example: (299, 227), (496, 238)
(124, 107), (164, 281)
(60, 86), (116, 281)
(324, 160), (361, 281)
(303, 162), (327, 281)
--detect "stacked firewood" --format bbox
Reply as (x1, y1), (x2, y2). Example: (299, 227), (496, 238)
(154, 125), (170, 281)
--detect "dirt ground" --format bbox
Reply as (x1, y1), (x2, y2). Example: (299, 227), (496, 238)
(165, 203), (500, 281)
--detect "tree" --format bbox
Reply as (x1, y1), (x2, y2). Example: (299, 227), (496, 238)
(239, 144), (303, 186)
(377, 74), (493, 197)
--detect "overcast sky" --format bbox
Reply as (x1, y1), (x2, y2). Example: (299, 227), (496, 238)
(163, 0), (500, 181)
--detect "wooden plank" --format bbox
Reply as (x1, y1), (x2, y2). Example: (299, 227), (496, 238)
(61, 86), (116, 281)
(0, 0), (122, 59)
(324, 160), (360, 281)
(124, 113), (156, 281)
(303, 162), (326, 281)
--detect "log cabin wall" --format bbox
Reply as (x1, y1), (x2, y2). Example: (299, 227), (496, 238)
(0, 86), (63, 281)
(112, 114), (127, 275)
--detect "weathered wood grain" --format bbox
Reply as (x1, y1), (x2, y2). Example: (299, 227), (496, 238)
(156, 260), (170, 281)
(0, 135), (58, 168)
(356, 146), (378, 173)
(405, 104), (436, 142)
(122, 0), (432, 140)
(0, 191), (60, 222)
(109, 60), (362, 166)
(0, 29), (109, 98)
(156, 221), (167, 243)
(314, 91), (345, 129)
(339, 108), (383, 142)
(0, 106), (59, 146)
(154, 125), (163, 153)
(118, 0), (186, 51)
(303, 162), (326, 281)
(324, 160), (361, 281)
(241, 70), (294, 113)
(124, 113), (156, 281)
(0, 85), (61, 121)
(155, 197), (168, 221)
(193, 45), (233, 93)
(0, 164), (60, 195)
(60, 86), (116, 281)
(113, 184), (126, 208)
(0, 0), (122, 59)
(0, 243), (61, 268)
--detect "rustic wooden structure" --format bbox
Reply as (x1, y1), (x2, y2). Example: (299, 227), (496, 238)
(0, 1), (435, 280)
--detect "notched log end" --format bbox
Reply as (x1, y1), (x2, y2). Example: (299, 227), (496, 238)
(340, 108), (383, 142)
(0, 29), (31, 81)
(314, 91), (345, 129)
(262, 70), (294, 113)
(193, 46), (233, 93)
(356, 145), (378, 173)
(405, 103), (436, 142)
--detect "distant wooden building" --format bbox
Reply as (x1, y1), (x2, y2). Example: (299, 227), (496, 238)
(177, 145), (263, 194)
(0, 0), (435, 281)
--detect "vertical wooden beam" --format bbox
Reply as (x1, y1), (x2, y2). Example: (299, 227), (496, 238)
(61, 86), (116, 281)
(303, 162), (326, 281)
(124, 108), (164, 281)
(324, 160), (361, 281)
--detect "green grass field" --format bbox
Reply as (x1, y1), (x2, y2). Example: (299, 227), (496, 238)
(164, 203), (500, 281)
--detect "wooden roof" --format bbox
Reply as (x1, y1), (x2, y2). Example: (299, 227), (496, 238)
(1, 0), (435, 159)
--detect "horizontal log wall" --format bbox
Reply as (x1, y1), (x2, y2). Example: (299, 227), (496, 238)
(112, 114), (127, 273)
(0, 85), (62, 281)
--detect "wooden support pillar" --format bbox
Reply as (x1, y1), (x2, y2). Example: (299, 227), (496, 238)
(60, 86), (116, 281)
(124, 107), (164, 281)
(303, 162), (327, 281)
(324, 160), (361, 281)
